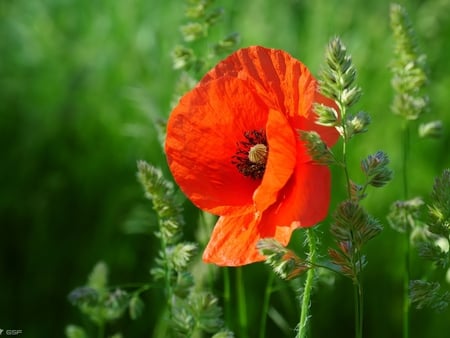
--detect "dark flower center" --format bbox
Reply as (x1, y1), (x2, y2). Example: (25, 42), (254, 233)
(232, 129), (268, 180)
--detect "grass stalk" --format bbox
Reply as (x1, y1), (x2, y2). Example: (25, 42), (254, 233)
(402, 122), (411, 338)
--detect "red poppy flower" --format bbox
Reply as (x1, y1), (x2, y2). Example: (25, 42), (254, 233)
(165, 46), (339, 266)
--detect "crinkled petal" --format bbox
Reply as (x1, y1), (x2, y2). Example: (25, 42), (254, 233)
(166, 77), (270, 215)
(203, 163), (330, 266)
(260, 162), (332, 231)
(253, 108), (296, 214)
(202, 212), (265, 266)
(201, 46), (311, 118)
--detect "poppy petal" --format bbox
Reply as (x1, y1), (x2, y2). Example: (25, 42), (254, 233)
(166, 76), (270, 214)
(202, 212), (265, 266)
(203, 46), (314, 114)
(253, 108), (297, 214)
(259, 162), (331, 233)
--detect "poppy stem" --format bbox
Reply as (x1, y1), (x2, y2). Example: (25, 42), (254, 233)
(297, 228), (317, 338)
(236, 267), (249, 338)
(259, 271), (275, 338)
(224, 267), (232, 327)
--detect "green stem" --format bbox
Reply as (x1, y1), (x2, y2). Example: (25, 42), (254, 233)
(160, 233), (173, 312)
(297, 228), (318, 338)
(342, 134), (353, 199)
(354, 273), (364, 338)
(341, 107), (364, 338)
(224, 267), (231, 327)
(339, 103), (352, 200)
(236, 267), (249, 338)
(402, 122), (411, 338)
(97, 322), (105, 338)
(259, 272), (275, 338)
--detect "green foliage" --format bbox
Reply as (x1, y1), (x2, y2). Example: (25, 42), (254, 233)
(128, 295), (145, 320)
(171, 0), (239, 76)
(388, 197), (425, 233)
(410, 280), (450, 312)
(67, 262), (134, 336)
(3, 1), (450, 337)
(298, 130), (337, 165)
(328, 201), (382, 283)
(137, 160), (184, 244)
(408, 169), (450, 312)
(258, 239), (309, 280)
(428, 169), (450, 237)
(66, 162), (230, 337)
(319, 37), (362, 124)
(360, 151), (394, 189)
(65, 325), (88, 338)
(390, 3), (429, 120)
(316, 38), (389, 289)
(138, 161), (231, 337)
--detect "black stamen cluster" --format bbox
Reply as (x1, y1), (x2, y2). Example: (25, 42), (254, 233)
(232, 129), (268, 180)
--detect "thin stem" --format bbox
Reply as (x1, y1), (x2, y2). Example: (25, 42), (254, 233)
(342, 138), (353, 199)
(224, 267), (232, 327)
(352, 283), (362, 338)
(160, 232), (173, 312)
(402, 122), (411, 338)
(356, 275), (364, 338)
(97, 322), (105, 338)
(298, 228), (318, 338)
(340, 105), (364, 338)
(402, 122), (410, 201)
(259, 272), (275, 338)
(348, 249), (364, 338)
(236, 267), (249, 338)
(339, 105), (352, 200)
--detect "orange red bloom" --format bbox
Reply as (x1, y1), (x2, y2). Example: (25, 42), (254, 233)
(165, 46), (339, 266)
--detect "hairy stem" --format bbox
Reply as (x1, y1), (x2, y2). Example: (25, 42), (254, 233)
(298, 228), (318, 338)
(160, 231), (173, 312)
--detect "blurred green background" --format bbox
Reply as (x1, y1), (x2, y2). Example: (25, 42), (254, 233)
(1, 0), (450, 337)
